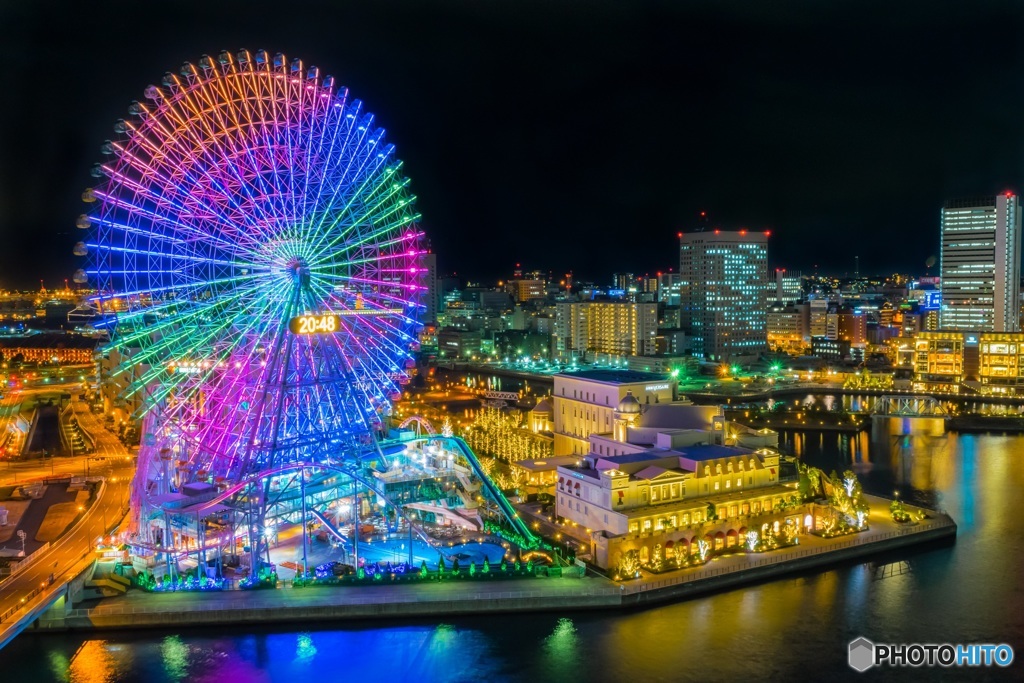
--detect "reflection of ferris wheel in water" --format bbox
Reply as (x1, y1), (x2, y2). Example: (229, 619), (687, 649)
(75, 50), (425, 560)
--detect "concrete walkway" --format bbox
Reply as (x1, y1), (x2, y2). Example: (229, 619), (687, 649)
(40, 574), (621, 630)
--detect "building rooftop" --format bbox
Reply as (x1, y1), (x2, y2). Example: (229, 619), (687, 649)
(556, 368), (668, 385)
(0, 333), (101, 350)
(595, 451), (667, 465)
(676, 444), (753, 462)
(512, 455), (581, 472)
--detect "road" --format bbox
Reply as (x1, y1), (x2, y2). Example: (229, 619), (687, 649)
(0, 403), (134, 636)
(1, 390), (132, 486)
(0, 380), (84, 465)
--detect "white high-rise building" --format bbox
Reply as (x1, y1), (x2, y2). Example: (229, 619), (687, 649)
(422, 252), (439, 324)
(940, 194), (1021, 332)
(679, 230), (769, 360)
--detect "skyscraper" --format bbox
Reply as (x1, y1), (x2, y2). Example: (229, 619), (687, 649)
(422, 252), (439, 324)
(940, 194), (1021, 332)
(679, 230), (769, 360)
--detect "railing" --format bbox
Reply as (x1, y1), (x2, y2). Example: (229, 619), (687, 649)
(4, 542), (51, 580)
(0, 552), (93, 626)
(621, 517), (956, 595)
(0, 481), (110, 628)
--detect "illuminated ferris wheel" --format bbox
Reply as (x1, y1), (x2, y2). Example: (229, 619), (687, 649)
(74, 49), (425, 486)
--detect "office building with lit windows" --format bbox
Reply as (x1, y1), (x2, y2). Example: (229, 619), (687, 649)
(552, 301), (658, 362)
(939, 194), (1021, 332)
(422, 252), (439, 324)
(679, 230), (769, 360)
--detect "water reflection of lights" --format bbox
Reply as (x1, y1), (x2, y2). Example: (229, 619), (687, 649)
(68, 640), (119, 683)
(295, 633), (317, 663)
(161, 635), (189, 681)
(543, 617), (580, 670)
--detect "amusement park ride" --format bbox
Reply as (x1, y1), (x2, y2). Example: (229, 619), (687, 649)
(72, 50), (540, 582)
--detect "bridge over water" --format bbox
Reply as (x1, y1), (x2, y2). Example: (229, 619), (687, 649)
(869, 395), (949, 418)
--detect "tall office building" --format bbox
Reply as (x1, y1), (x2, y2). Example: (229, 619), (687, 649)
(422, 252), (439, 324)
(613, 272), (635, 292)
(679, 230), (769, 360)
(657, 272), (682, 305)
(940, 194), (1021, 332)
(773, 268), (803, 303)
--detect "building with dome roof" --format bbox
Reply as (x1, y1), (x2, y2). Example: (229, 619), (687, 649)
(528, 395), (554, 434)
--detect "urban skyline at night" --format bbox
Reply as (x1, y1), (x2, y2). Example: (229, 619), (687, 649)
(1, 3), (1022, 680)
(4, 2), (1024, 288)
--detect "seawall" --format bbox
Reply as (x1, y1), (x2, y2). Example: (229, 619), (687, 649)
(29, 512), (956, 633)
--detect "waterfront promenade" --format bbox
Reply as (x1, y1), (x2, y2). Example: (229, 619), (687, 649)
(29, 496), (955, 634)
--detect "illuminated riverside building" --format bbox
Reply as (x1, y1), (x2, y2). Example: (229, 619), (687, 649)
(940, 194), (1021, 332)
(978, 333), (1024, 394)
(913, 331), (966, 393)
(679, 230), (768, 360)
(551, 369), (676, 455)
(552, 301), (657, 362)
(911, 330), (1024, 394)
(553, 392), (796, 569)
(556, 446), (792, 568)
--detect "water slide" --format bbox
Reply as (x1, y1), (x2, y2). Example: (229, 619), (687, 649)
(309, 508), (348, 543)
(445, 436), (541, 548)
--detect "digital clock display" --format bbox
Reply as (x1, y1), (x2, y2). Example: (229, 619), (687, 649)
(289, 314), (340, 335)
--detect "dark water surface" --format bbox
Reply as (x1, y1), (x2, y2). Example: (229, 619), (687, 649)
(2, 422), (1022, 682)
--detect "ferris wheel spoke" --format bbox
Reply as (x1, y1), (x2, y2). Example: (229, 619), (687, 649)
(128, 286), (284, 406)
(109, 278), (267, 348)
(93, 184), (251, 258)
(314, 213), (421, 270)
(302, 94), (348, 249)
(187, 74), (288, 248)
(115, 120), (263, 252)
(302, 113), (385, 253)
(311, 271), (420, 301)
(103, 139), (252, 248)
(305, 280), (415, 366)
(146, 100), (278, 257)
(85, 241), (249, 269)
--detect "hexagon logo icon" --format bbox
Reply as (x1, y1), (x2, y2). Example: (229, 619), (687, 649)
(848, 637), (875, 672)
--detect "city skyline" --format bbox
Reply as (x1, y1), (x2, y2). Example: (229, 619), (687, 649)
(3, 2), (1024, 288)
(0, 3), (1019, 668)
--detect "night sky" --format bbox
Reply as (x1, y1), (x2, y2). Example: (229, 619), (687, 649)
(2, 1), (1024, 289)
